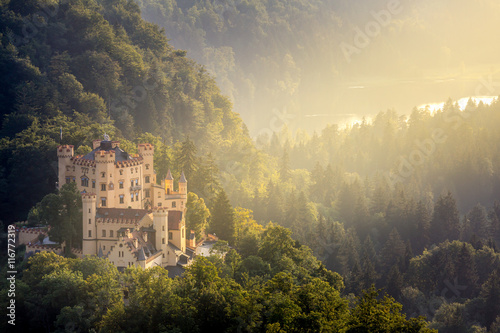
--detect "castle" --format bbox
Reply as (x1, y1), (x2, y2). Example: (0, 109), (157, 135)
(57, 138), (194, 270)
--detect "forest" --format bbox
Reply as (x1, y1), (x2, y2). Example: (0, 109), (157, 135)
(135, 0), (500, 134)
(0, 0), (500, 332)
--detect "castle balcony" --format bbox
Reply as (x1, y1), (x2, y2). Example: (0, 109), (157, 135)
(130, 185), (142, 191)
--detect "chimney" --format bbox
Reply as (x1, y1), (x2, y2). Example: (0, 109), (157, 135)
(189, 230), (196, 248)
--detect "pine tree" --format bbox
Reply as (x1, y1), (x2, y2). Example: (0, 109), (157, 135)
(361, 253), (379, 291)
(386, 265), (403, 301)
(279, 148), (291, 182)
(176, 136), (197, 181)
(362, 235), (379, 270)
(455, 243), (478, 298)
(370, 179), (390, 215)
(430, 192), (460, 244)
(489, 207), (500, 241)
(284, 191), (298, 229)
(209, 189), (235, 244)
(339, 229), (361, 276)
(266, 181), (284, 224)
(401, 241), (413, 273)
(309, 162), (324, 202)
(414, 200), (431, 252)
(380, 228), (405, 272)
(468, 204), (490, 240)
(191, 152), (221, 204)
(480, 270), (500, 328)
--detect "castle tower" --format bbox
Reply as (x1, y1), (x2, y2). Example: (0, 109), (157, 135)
(138, 143), (154, 183)
(179, 171), (187, 196)
(153, 209), (169, 265)
(95, 146), (116, 208)
(82, 193), (97, 256)
(165, 169), (174, 194)
(57, 145), (74, 189)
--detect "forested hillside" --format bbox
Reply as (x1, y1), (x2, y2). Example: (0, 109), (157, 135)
(0, 0), (262, 223)
(1, 0), (500, 332)
(135, 0), (500, 134)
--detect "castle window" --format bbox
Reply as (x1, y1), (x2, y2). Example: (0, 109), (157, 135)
(162, 226), (165, 231)
(119, 181), (124, 189)
(162, 238), (165, 244)
(89, 208), (91, 213)
(101, 172), (105, 178)
(88, 230), (92, 237)
(120, 169), (123, 175)
(66, 166), (70, 172)
(109, 182), (114, 190)
(158, 192), (161, 198)
(163, 254), (165, 258)
(145, 176), (150, 183)
(135, 179), (139, 186)
(158, 202), (162, 206)
(131, 194), (134, 202)
(181, 201), (183, 207)
(103, 246), (105, 250)
(101, 183), (106, 191)
(81, 177), (89, 187)
(102, 230), (106, 237)
(169, 232), (173, 240)
(145, 190), (150, 198)
(72, 166), (75, 172)
(89, 218), (91, 224)
(131, 168), (133, 174)
(72, 177), (76, 183)
(92, 180), (96, 188)
(135, 192), (139, 201)
(92, 169), (95, 174)
(110, 230), (113, 237)
(146, 164), (149, 170)
(131, 180), (134, 187)
(119, 195), (124, 204)
(135, 167), (138, 173)
(101, 197), (107, 207)
(66, 177), (71, 184)
(172, 201), (176, 208)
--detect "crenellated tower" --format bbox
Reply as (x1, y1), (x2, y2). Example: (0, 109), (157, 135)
(153, 208), (169, 265)
(138, 143), (155, 206)
(82, 193), (97, 256)
(94, 143), (116, 208)
(57, 145), (74, 189)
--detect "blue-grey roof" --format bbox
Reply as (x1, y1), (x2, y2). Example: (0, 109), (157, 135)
(137, 248), (146, 261)
(179, 171), (187, 183)
(82, 141), (133, 162)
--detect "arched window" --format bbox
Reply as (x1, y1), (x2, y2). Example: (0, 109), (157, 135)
(81, 176), (89, 187)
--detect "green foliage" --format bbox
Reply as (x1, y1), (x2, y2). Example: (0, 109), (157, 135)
(186, 192), (210, 240)
(0, 0), (254, 223)
(209, 188), (235, 244)
(29, 182), (82, 253)
(2, 220), (438, 333)
(348, 286), (436, 333)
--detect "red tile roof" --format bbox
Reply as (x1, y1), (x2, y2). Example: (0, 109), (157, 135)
(168, 210), (183, 230)
(96, 208), (148, 222)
